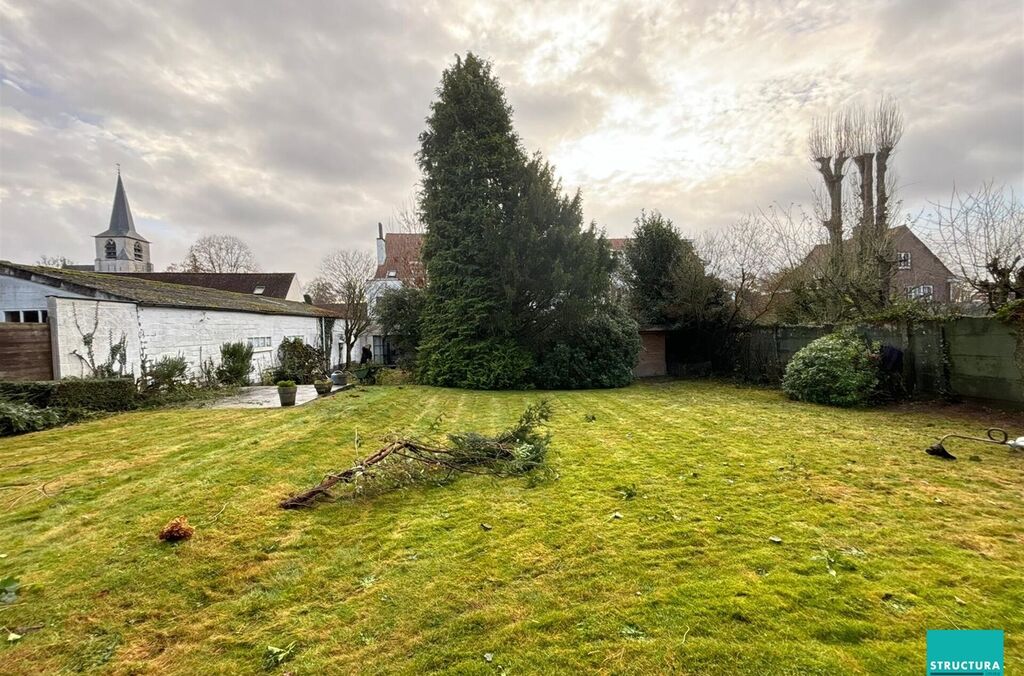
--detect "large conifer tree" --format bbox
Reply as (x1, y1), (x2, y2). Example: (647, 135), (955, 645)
(415, 53), (632, 389)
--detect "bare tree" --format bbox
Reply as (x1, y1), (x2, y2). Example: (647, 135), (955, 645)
(303, 278), (336, 306)
(387, 193), (426, 233)
(699, 212), (791, 325)
(170, 235), (260, 273)
(925, 181), (1023, 311)
(37, 254), (75, 268)
(314, 249), (376, 368)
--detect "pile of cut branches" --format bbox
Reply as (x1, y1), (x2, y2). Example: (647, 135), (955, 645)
(280, 401), (552, 509)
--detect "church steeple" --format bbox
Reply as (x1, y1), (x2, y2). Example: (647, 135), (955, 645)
(93, 170), (153, 272)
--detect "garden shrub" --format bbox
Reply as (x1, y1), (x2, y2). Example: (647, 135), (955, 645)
(0, 399), (61, 436)
(782, 330), (880, 407)
(533, 306), (640, 389)
(419, 337), (534, 390)
(217, 341), (254, 385)
(0, 381), (59, 408)
(273, 338), (327, 384)
(52, 378), (138, 411)
(351, 364), (383, 385)
(143, 355), (189, 391)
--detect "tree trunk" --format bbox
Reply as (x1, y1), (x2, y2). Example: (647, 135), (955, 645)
(816, 156), (848, 280)
(873, 148), (894, 307)
(854, 153), (875, 236)
(874, 148), (891, 232)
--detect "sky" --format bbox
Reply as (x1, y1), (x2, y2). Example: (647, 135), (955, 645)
(1, 0), (1022, 275)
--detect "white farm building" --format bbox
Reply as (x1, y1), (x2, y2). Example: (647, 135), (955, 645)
(0, 261), (346, 382)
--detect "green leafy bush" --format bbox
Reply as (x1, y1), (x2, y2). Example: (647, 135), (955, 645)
(143, 355), (189, 391)
(0, 378), (137, 417)
(52, 378), (138, 411)
(374, 286), (426, 369)
(419, 337), (534, 390)
(0, 381), (59, 407)
(0, 399), (61, 436)
(273, 338), (327, 384)
(782, 330), (880, 407)
(351, 364), (383, 385)
(276, 380), (297, 388)
(533, 306), (640, 389)
(217, 342), (254, 385)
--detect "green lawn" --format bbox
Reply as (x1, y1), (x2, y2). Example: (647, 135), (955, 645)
(1, 381), (1021, 674)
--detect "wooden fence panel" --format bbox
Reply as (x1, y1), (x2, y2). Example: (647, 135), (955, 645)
(0, 323), (54, 381)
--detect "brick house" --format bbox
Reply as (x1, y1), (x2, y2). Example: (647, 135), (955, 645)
(803, 225), (955, 302)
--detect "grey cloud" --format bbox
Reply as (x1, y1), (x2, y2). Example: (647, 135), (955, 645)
(1, 0), (1021, 272)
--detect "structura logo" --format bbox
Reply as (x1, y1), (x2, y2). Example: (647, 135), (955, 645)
(927, 630), (1003, 675)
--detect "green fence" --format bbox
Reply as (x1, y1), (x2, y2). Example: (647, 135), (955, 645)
(735, 318), (1023, 409)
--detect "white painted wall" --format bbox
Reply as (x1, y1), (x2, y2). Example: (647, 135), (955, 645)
(1, 277), (88, 317)
(136, 306), (325, 379)
(49, 297), (143, 378)
(284, 276), (305, 302)
(49, 296), (338, 381)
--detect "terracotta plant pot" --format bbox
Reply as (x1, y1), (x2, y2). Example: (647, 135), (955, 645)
(278, 385), (297, 407)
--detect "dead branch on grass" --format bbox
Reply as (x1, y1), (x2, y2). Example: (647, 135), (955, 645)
(280, 401), (553, 509)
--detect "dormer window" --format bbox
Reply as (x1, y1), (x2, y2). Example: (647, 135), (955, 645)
(253, 285), (265, 295)
(133, 242), (144, 261)
(386, 270), (398, 278)
(896, 252), (911, 270)
(105, 239), (117, 259)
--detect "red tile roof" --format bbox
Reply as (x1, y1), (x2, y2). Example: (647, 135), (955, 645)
(373, 233), (630, 287)
(374, 233), (426, 287)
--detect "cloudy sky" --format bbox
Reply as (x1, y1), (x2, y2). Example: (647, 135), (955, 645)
(1, 0), (1022, 274)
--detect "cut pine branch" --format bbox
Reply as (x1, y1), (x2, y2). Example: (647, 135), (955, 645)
(280, 401), (552, 509)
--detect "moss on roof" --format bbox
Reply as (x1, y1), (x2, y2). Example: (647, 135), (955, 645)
(0, 261), (339, 318)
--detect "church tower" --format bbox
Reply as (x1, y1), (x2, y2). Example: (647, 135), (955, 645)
(94, 171), (153, 272)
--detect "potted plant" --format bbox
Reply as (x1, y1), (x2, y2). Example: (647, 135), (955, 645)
(277, 380), (298, 407)
(313, 379), (333, 396)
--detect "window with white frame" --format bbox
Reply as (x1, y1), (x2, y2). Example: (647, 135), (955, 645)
(253, 285), (265, 295)
(896, 251), (911, 270)
(907, 284), (933, 300)
(3, 310), (48, 323)
(247, 336), (272, 349)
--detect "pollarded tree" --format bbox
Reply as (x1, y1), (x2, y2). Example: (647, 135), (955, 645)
(415, 53), (624, 389)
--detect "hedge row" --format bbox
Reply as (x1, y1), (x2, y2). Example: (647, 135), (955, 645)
(0, 378), (137, 412)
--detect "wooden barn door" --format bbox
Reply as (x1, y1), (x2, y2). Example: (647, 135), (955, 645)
(0, 323), (54, 381)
